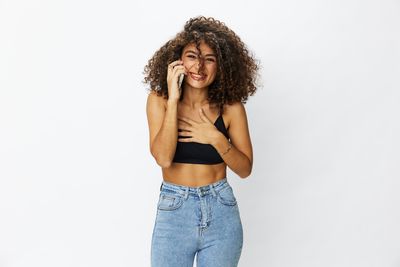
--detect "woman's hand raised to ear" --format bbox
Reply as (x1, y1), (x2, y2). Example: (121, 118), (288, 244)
(167, 60), (186, 101)
(177, 108), (223, 144)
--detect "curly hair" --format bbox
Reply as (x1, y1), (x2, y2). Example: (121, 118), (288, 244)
(143, 16), (259, 112)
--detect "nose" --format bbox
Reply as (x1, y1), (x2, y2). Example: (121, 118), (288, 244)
(198, 57), (205, 68)
(193, 57), (205, 74)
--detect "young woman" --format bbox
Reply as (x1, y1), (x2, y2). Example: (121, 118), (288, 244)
(144, 16), (259, 267)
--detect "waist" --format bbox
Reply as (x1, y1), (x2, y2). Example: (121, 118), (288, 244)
(162, 162), (226, 186)
(160, 178), (229, 197)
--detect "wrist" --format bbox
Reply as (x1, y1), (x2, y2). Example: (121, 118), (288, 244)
(211, 133), (232, 156)
(167, 99), (179, 107)
(210, 132), (225, 146)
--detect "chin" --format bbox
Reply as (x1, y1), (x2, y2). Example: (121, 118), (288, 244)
(186, 81), (211, 89)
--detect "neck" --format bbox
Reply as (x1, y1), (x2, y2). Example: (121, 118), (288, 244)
(181, 85), (209, 109)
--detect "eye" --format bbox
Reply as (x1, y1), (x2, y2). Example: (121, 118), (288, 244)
(206, 58), (216, 62)
(187, 54), (196, 59)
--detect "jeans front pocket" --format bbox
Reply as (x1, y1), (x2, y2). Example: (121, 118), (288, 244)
(217, 185), (237, 206)
(157, 192), (184, 211)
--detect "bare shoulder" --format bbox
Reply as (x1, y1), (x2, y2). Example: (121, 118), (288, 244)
(146, 91), (168, 121)
(223, 102), (248, 128)
(146, 90), (167, 110)
(146, 91), (167, 130)
(146, 91), (168, 146)
(224, 101), (246, 114)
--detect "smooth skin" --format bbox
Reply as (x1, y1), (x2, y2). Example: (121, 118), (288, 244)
(146, 41), (253, 187)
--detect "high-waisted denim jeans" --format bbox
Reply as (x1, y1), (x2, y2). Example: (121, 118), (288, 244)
(151, 178), (243, 267)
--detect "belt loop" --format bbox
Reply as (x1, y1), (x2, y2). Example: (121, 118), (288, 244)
(196, 188), (201, 197)
(210, 183), (217, 197)
(184, 186), (189, 200)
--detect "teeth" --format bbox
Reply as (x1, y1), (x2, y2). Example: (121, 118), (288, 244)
(190, 73), (205, 79)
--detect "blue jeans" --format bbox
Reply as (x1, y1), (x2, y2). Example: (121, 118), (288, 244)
(151, 178), (243, 267)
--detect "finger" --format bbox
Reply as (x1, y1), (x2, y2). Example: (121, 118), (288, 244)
(198, 108), (212, 123)
(172, 66), (186, 76)
(178, 137), (195, 142)
(167, 62), (184, 76)
(178, 123), (191, 131)
(168, 60), (183, 69)
(178, 117), (197, 125)
(178, 118), (191, 126)
(168, 66), (183, 77)
(178, 131), (192, 137)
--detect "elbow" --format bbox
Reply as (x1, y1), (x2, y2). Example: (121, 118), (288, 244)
(156, 158), (172, 168)
(238, 161), (252, 179)
(152, 151), (173, 168)
(239, 170), (251, 179)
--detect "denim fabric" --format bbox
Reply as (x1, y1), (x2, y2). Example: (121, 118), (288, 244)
(151, 178), (243, 267)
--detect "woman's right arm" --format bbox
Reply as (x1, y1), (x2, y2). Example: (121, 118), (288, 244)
(146, 93), (179, 168)
(146, 60), (186, 168)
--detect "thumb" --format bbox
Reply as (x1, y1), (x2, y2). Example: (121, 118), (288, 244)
(199, 108), (212, 123)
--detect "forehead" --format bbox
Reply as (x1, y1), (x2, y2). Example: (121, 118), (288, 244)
(183, 41), (215, 55)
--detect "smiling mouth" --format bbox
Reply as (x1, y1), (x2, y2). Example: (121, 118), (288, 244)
(189, 72), (206, 81)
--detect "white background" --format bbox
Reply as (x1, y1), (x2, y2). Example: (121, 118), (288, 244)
(1, 0), (399, 266)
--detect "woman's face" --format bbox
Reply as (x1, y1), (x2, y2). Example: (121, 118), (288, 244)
(181, 41), (218, 89)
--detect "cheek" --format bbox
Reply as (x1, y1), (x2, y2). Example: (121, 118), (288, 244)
(207, 65), (217, 77)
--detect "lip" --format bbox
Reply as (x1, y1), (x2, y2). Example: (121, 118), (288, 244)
(189, 72), (206, 81)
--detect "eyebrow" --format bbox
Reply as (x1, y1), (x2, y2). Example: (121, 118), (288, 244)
(184, 50), (216, 57)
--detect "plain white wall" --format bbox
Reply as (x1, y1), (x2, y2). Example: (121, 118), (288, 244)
(1, 0), (399, 266)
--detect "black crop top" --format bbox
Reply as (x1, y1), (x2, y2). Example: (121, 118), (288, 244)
(172, 114), (229, 164)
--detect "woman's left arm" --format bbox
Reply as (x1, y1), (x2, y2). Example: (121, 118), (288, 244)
(212, 102), (253, 178)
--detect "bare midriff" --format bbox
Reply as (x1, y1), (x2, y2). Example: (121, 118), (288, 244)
(162, 162), (227, 187)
